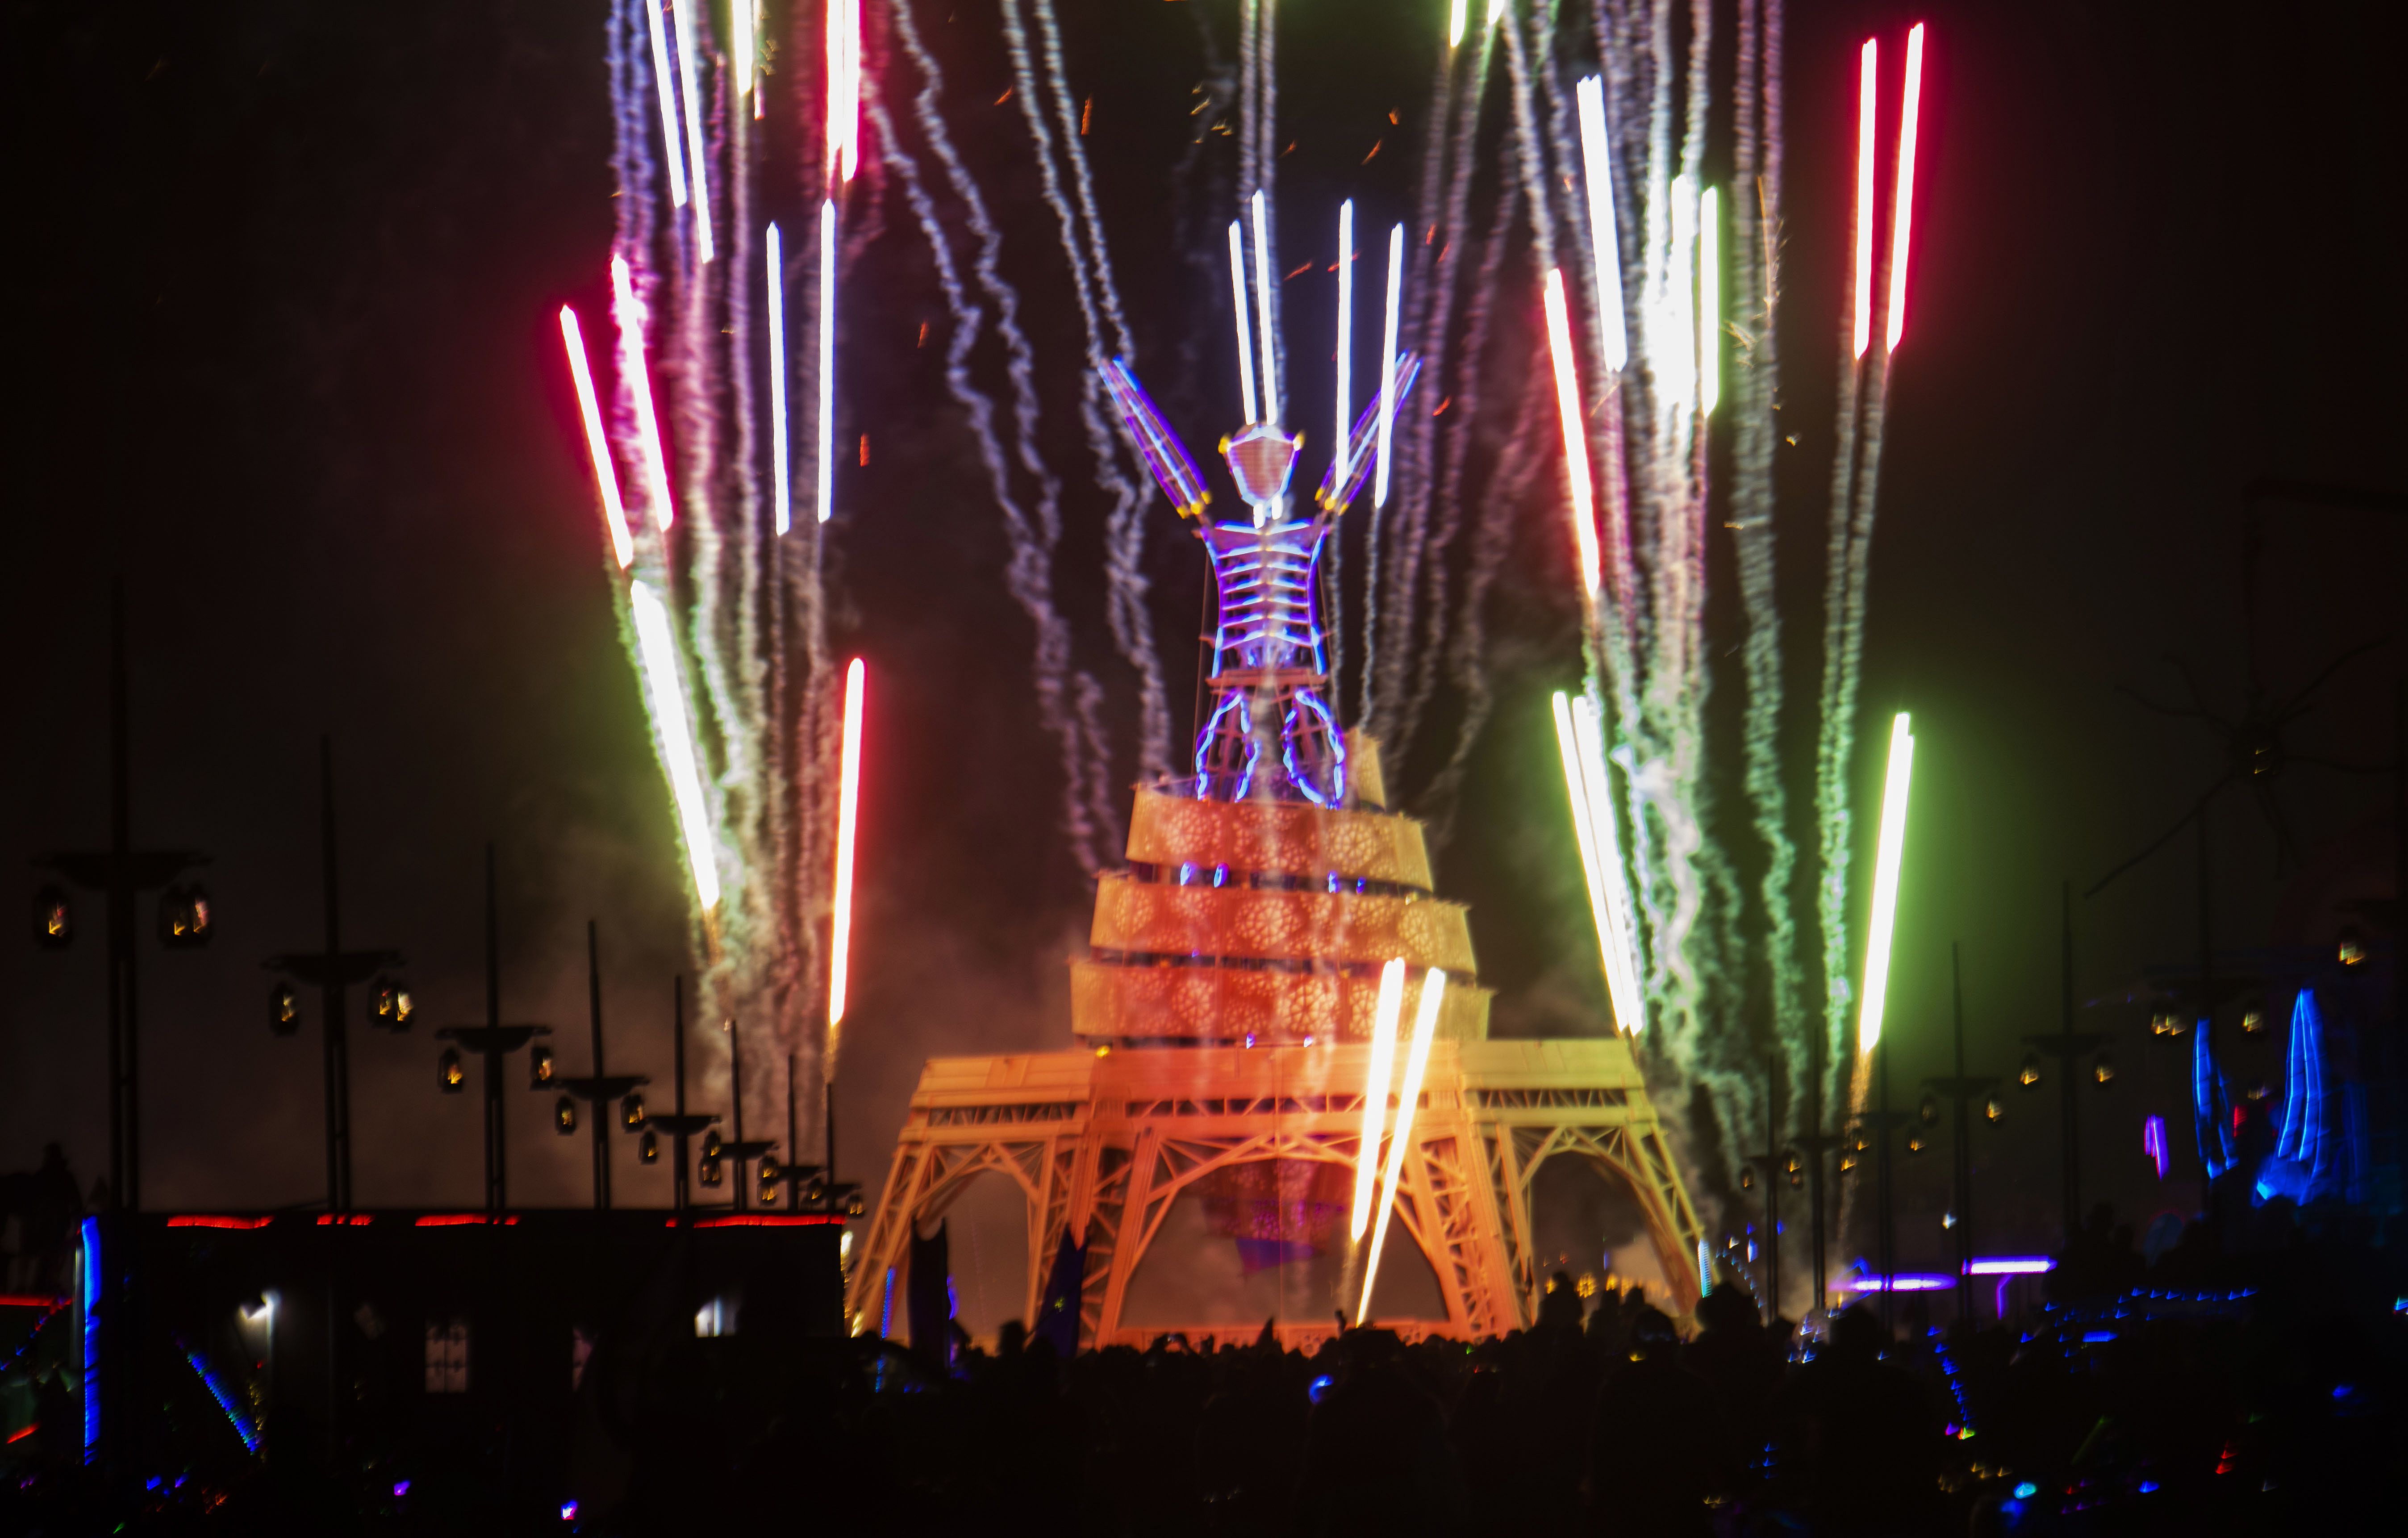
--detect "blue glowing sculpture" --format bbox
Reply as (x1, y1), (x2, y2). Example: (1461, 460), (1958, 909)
(1102, 354), (1419, 805)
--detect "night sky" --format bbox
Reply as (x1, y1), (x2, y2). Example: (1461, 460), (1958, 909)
(4, 0), (2403, 1312)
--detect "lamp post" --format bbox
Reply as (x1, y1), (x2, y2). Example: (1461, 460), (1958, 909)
(432, 845), (551, 1214)
(2019, 883), (2113, 1248)
(1849, 1042), (1917, 1334)
(715, 1015), (777, 1210)
(1736, 1052), (1788, 1319)
(759, 1053), (862, 1215)
(549, 921), (650, 1209)
(641, 976), (720, 1212)
(1923, 942), (2003, 1325)
(263, 737), (409, 1212)
(32, 581), (210, 1213)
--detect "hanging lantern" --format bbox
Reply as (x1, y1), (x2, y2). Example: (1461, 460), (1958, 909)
(1737, 1164), (1756, 1192)
(804, 1173), (828, 1207)
(439, 1048), (466, 1093)
(1839, 1149), (1859, 1176)
(555, 1095), (578, 1134)
(33, 886), (71, 949)
(1984, 1094), (2004, 1123)
(1905, 1129), (1925, 1155)
(530, 1045), (555, 1087)
(639, 1129), (660, 1164)
(2094, 1050), (2114, 1087)
(843, 1187), (866, 1219)
(758, 1155), (781, 1206)
(701, 1129), (723, 1162)
(157, 885), (213, 948)
(620, 1091), (647, 1131)
(1782, 1149), (1803, 1189)
(1851, 1132), (1871, 1158)
(2018, 1051), (2041, 1089)
(270, 981), (302, 1037)
(370, 974), (414, 1031)
(699, 1154), (725, 1188)
(1918, 1092), (1939, 1126)
(2240, 1006), (2265, 1034)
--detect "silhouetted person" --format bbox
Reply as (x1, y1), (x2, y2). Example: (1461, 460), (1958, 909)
(1588, 1306), (1733, 1537)
(1767, 1303), (1941, 1535)
(1684, 1285), (1783, 1448)
(1295, 1333), (1466, 1537)
(1539, 1269), (1586, 1333)
(2, 1144), (84, 1296)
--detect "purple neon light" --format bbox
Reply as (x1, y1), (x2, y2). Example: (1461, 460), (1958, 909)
(2143, 1115), (2169, 1180)
(1837, 1273), (1953, 1293)
(1317, 353), (1422, 510)
(1966, 1257), (2053, 1276)
(1103, 359), (1210, 515)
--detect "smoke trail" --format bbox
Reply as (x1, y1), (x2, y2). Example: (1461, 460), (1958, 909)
(1374, 28), (1492, 753)
(1027, 0), (1173, 786)
(883, 14), (1112, 876)
(1418, 364), (1556, 840)
(1396, 153), (1515, 759)
(999, 0), (1164, 808)
(1360, 42), (1461, 731)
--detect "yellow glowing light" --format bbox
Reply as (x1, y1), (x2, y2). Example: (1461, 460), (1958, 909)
(1541, 269), (1600, 598)
(1856, 712), (1915, 1053)
(557, 307), (633, 568)
(629, 581), (720, 911)
(1554, 693), (1645, 1033)
(1348, 958), (1408, 1242)
(1357, 968), (1446, 1321)
(828, 657), (867, 1048)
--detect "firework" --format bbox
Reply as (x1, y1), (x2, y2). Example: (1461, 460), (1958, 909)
(767, 222), (789, 535)
(1575, 75), (1627, 372)
(1852, 38), (1877, 359)
(1855, 712), (1914, 1054)
(817, 201), (835, 525)
(1348, 958), (1408, 1242)
(1698, 185), (1720, 416)
(1334, 200), (1353, 485)
(1250, 190), (1280, 424)
(643, 0), (687, 208)
(1358, 968), (1447, 1319)
(1376, 222), (1403, 508)
(829, 658), (865, 1053)
(1540, 269), (1599, 598)
(1886, 24), (1925, 352)
(609, 256), (676, 530)
(557, 307), (634, 569)
(628, 580), (719, 911)
(671, 0), (714, 261)
(1228, 221), (1259, 423)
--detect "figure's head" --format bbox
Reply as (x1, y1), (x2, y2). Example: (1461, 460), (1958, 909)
(1222, 424), (1302, 523)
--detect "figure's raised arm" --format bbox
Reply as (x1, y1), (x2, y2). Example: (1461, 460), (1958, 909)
(1314, 351), (1422, 513)
(1102, 359), (1212, 519)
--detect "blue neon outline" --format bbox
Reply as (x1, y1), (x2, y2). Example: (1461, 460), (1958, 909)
(182, 1341), (262, 1454)
(80, 1216), (99, 1465)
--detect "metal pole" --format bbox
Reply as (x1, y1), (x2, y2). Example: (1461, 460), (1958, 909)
(319, 738), (352, 1210)
(672, 977), (689, 1214)
(1807, 1020), (1826, 1316)
(1765, 1054), (1782, 1317)
(588, 921), (609, 1211)
(1877, 1037), (1894, 1336)
(106, 581), (130, 1211)
(484, 844), (505, 1214)
(1951, 943), (1972, 1325)
(2060, 882), (2079, 1245)
(730, 1017), (747, 1212)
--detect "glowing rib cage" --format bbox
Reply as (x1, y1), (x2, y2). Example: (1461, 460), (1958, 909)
(847, 743), (1705, 1346)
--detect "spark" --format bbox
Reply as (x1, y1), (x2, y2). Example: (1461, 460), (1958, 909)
(829, 657), (865, 1045)
(818, 201), (836, 523)
(1553, 693), (1644, 1032)
(1349, 958), (1406, 1241)
(1575, 77), (1628, 371)
(628, 580), (720, 910)
(1449, 0), (1467, 50)
(557, 306), (633, 568)
(1661, 177), (1699, 412)
(1376, 222), (1402, 507)
(609, 256), (676, 530)
(1698, 185), (1720, 415)
(1227, 220), (1259, 423)
(767, 222), (790, 535)
(644, 0), (688, 208)
(1358, 968), (1447, 1321)
(1250, 190), (1279, 424)
(1540, 269), (1599, 597)
(671, 0), (714, 261)
(1885, 24), (1925, 353)
(1856, 712), (1914, 1054)
(1335, 200), (1352, 485)
(1852, 38), (1876, 359)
